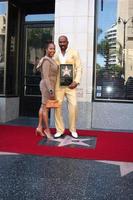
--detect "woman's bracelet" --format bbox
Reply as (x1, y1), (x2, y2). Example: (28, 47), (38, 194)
(49, 89), (54, 94)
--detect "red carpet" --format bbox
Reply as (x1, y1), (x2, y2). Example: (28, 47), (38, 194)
(0, 125), (133, 162)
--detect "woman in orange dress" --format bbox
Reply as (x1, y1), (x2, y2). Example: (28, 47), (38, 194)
(35, 42), (58, 139)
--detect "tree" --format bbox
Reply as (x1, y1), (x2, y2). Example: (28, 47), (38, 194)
(97, 37), (111, 68)
(27, 28), (53, 61)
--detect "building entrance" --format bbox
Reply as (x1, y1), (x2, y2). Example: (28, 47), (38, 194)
(0, 0), (55, 123)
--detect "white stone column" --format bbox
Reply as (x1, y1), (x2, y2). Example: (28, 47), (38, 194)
(54, 0), (94, 102)
(50, 0), (95, 129)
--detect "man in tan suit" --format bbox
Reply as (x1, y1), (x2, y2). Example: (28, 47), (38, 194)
(54, 35), (82, 138)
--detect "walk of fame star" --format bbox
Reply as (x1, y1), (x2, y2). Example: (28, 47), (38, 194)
(39, 135), (96, 149)
(62, 66), (71, 76)
(97, 160), (133, 176)
(50, 135), (94, 147)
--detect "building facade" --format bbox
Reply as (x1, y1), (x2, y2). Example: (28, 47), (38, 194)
(0, 0), (133, 131)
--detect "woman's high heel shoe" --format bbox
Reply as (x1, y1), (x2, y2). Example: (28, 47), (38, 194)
(44, 129), (53, 139)
(35, 128), (45, 137)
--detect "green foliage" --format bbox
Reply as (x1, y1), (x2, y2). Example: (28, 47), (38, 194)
(27, 28), (52, 49)
(97, 38), (112, 68)
(96, 63), (123, 78)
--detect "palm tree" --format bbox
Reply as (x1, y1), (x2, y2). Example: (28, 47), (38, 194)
(97, 37), (111, 68)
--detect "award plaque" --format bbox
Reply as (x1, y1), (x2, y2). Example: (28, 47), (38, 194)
(60, 64), (73, 86)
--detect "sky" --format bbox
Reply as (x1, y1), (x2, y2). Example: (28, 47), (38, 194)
(97, 0), (117, 66)
(98, 0), (117, 40)
(25, 14), (54, 22)
(0, 2), (7, 14)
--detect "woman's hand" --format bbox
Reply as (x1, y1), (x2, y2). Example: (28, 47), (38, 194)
(48, 89), (55, 99)
(49, 94), (55, 100)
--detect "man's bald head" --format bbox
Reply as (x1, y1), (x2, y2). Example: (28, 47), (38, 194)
(58, 35), (69, 52)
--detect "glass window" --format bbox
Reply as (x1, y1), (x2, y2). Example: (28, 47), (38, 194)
(25, 14), (54, 22)
(0, 1), (7, 95)
(23, 14), (54, 96)
(24, 24), (54, 96)
(95, 0), (133, 101)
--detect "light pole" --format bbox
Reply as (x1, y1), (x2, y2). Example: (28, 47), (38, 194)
(118, 16), (133, 77)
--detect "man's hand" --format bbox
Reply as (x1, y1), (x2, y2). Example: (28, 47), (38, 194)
(68, 81), (78, 89)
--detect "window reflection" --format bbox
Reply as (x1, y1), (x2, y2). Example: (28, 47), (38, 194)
(24, 25), (54, 96)
(0, 1), (7, 94)
(95, 0), (133, 100)
(25, 14), (54, 22)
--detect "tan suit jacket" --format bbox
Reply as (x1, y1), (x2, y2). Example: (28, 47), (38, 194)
(54, 48), (82, 89)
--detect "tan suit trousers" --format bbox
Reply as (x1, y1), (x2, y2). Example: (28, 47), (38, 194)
(55, 87), (77, 133)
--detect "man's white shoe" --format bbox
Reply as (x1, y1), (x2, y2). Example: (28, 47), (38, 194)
(71, 132), (78, 138)
(54, 132), (63, 138)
